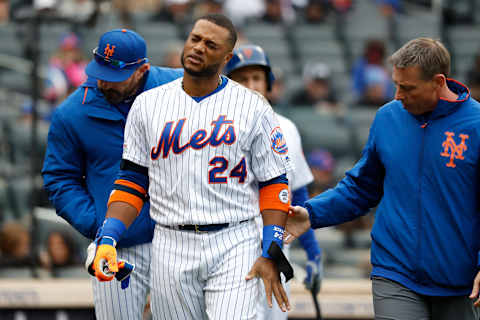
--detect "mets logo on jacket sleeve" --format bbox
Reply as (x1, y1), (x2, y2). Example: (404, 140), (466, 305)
(440, 131), (468, 168)
(270, 126), (288, 154)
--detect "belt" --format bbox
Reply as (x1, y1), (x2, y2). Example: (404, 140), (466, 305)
(169, 219), (249, 233)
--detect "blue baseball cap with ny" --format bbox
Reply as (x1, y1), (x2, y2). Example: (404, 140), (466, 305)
(85, 29), (148, 82)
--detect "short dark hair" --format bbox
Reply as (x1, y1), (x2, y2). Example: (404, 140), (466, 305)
(196, 13), (237, 50)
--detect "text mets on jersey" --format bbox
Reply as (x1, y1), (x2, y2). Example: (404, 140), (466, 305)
(150, 115), (236, 159)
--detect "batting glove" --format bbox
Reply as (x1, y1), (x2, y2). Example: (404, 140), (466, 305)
(85, 239), (135, 289)
(304, 254), (323, 295)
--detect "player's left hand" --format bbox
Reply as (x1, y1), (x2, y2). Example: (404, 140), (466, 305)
(284, 206), (311, 245)
(469, 270), (480, 307)
(246, 257), (291, 312)
(304, 254), (323, 295)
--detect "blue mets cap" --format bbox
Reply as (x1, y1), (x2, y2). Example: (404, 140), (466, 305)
(85, 29), (148, 82)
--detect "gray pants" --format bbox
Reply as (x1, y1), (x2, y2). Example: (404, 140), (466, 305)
(372, 276), (480, 320)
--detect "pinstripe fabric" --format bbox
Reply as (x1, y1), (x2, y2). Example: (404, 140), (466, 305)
(122, 78), (291, 226)
(92, 242), (151, 320)
(151, 220), (260, 320)
(122, 77), (291, 319)
(255, 114), (313, 320)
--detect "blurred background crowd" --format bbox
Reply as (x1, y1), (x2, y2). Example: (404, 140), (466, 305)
(0, 0), (479, 289)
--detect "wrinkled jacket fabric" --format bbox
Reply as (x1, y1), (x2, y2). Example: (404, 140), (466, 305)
(306, 80), (480, 296)
(42, 67), (183, 248)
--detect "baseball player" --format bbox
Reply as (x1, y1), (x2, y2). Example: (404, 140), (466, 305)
(89, 13), (294, 319)
(42, 29), (183, 320)
(224, 44), (323, 320)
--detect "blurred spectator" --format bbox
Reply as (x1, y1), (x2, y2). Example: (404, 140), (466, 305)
(375, 0), (401, 17)
(39, 230), (81, 276)
(162, 42), (184, 69)
(151, 0), (192, 23)
(307, 148), (335, 197)
(224, 0), (264, 25)
(466, 52), (480, 101)
(193, 0), (224, 18)
(352, 39), (394, 107)
(289, 62), (340, 114)
(261, 0), (295, 24)
(330, 0), (352, 14)
(0, 222), (33, 267)
(267, 66), (287, 108)
(0, 0), (8, 24)
(303, 0), (329, 23)
(443, 0), (475, 25)
(44, 32), (87, 108)
(57, 0), (96, 23)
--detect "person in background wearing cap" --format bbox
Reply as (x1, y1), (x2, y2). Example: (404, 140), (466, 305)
(352, 38), (395, 107)
(224, 44), (323, 320)
(307, 148), (336, 198)
(42, 28), (183, 320)
(289, 61), (341, 114)
(44, 32), (88, 108)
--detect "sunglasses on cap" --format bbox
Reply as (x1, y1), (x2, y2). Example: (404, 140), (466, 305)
(93, 47), (148, 69)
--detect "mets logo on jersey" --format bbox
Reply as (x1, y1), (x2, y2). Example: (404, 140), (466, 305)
(270, 126), (288, 155)
(151, 115), (236, 160)
(440, 131), (469, 168)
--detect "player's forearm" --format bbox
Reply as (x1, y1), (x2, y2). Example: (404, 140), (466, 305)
(261, 209), (287, 227)
(106, 202), (139, 229)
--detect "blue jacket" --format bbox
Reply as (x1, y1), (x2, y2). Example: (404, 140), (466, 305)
(42, 66), (183, 248)
(306, 79), (480, 296)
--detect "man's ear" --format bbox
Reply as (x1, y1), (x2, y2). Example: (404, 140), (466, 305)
(433, 73), (446, 89)
(224, 52), (234, 65)
(136, 63), (150, 80)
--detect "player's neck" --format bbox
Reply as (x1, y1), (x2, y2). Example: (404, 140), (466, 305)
(182, 73), (222, 97)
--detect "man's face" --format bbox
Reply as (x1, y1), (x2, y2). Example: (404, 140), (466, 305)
(181, 19), (232, 78)
(392, 65), (441, 115)
(306, 78), (329, 101)
(97, 66), (147, 105)
(229, 65), (268, 97)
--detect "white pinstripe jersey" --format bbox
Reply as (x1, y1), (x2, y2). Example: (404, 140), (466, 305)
(123, 77), (291, 226)
(276, 114), (314, 191)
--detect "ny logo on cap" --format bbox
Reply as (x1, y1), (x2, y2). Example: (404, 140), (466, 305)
(242, 48), (253, 59)
(104, 44), (116, 58)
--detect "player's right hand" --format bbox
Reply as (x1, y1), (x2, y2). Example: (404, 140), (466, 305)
(284, 206), (311, 245)
(93, 238), (119, 281)
(246, 257), (291, 312)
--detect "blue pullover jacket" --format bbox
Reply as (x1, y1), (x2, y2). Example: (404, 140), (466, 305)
(306, 79), (480, 296)
(42, 66), (183, 248)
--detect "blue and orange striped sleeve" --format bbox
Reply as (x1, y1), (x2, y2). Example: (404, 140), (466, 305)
(108, 160), (149, 214)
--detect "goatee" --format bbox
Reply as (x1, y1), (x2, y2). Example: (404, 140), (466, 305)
(181, 51), (220, 78)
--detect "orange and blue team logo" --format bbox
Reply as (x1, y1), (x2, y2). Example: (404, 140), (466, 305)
(440, 131), (468, 168)
(270, 126), (288, 155)
(104, 44), (116, 58)
(242, 48), (253, 59)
